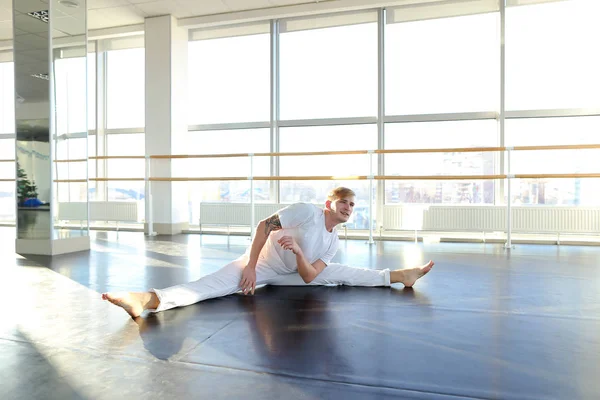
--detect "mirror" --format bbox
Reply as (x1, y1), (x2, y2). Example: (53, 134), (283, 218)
(13, 0), (88, 240)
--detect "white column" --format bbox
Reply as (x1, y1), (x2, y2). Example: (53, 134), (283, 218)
(144, 15), (189, 235)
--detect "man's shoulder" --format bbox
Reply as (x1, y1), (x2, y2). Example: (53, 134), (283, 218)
(285, 202), (321, 213)
(278, 202), (321, 227)
(299, 202), (324, 218)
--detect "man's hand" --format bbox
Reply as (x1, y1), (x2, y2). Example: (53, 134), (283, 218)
(277, 236), (301, 255)
(240, 265), (257, 295)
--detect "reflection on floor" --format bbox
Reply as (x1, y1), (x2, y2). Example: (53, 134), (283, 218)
(1, 228), (599, 400)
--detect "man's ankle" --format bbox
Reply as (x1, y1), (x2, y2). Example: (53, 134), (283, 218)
(144, 292), (160, 310)
(390, 270), (404, 284)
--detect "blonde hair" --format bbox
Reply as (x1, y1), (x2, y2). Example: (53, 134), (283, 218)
(327, 187), (356, 201)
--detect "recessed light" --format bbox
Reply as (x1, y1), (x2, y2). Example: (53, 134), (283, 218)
(27, 10), (49, 23)
(31, 73), (49, 81)
(58, 0), (80, 8)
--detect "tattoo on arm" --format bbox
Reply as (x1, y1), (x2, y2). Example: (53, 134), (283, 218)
(264, 214), (282, 235)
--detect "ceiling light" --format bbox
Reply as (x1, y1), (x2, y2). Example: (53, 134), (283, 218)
(31, 73), (49, 81)
(59, 0), (80, 7)
(27, 10), (49, 23)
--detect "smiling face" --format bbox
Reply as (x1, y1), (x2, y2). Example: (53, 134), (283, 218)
(327, 196), (355, 224)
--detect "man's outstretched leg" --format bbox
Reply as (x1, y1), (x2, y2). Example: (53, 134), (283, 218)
(267, 260), (434, 288)
(102, 257), (281, 317)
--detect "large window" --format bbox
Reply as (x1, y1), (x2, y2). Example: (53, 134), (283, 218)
(185, 129), (271, 224)
(506, 1), (600, 110)
(106, 48), (145, 129)
(55, 56), (87, 135)
(386, 12), (499, 115)
(188, 32), (270, 125)
(0, 62), (15, 221)
(0, 138), (15, 221)
(185, 129), (271, 196)
(505, 116), (600, 205)
(88, 52), (96, 130)
(106, 134), (145, 221)
(280, 124), (377, 228)
(56, 138), (87, 202)
(280, 14), (377, 120)
(385, 120), (497, 204)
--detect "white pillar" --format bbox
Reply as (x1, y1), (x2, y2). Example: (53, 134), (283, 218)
(144, 15), (189, 235)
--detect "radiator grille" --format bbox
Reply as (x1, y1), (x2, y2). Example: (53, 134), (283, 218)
(382, 205), (600, 234)
(58, 202), (138, 222)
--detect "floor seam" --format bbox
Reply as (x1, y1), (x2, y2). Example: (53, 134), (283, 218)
(169, 317), (239, 362)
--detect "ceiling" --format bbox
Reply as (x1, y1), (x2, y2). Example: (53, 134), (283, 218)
(12, 1), (87, 106)
(0, 0), (352, 41)
(4, 0), (351, 104)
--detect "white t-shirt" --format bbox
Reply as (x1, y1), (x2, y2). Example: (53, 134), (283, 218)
(259, 203), (339, 271)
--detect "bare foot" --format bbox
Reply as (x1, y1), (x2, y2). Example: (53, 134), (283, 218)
(102, 292), (158, 318)
(391, 260), (434, 287)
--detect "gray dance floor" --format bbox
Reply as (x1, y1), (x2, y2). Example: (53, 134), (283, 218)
(1, 228), (599, 399)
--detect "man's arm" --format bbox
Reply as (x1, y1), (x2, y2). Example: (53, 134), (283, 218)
(277, 236), (326, 283)
(247, 214), (282, 268)
(296, 254), (327, 284)
(240, 214), (282, 294)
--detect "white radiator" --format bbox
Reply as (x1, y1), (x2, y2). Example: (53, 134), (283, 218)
(512, 207), (600, 234)
(57, 202), (88, 221)
(422, 206), (506, 231)
(58, 202), (138, 222)
(382, 205), (600, 234)
(200, 203), (285, 227)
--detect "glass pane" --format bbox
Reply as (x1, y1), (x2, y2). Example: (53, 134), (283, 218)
(505, 116), (600, 205)
(55, 57), (87, 135)
(106, 133), (144, 210)
(88, 134), (96, 178)
(184, 129), (270, 177)
(189, 181), (271, 204)
(106, 49), (145, 129)
(0, 181), (15, 221)
(508, 178), (600, 206)
(55, 139), (86, 179)
(107, 160), (144, 179)
(0, 162), (13, 177)
(57, 182), (87, 202)
(279, 124), (377, 229)
(385, 180), (494, 204)
(506, 1), (600, 110)
(88, 52), (96, 130)
(0, 138), (15, 159)
(186, 129), (271, 224)
(188, 34), (270, 124)
(279, 124), (377, 176)
(385, 120), (497, 204)
(386, 12), (499, 115)
(0, 63), (15, 134)
(107, 133), (145, 156)
(505, 116), (600, 146)
(0, 138), (15, 219)
(280, 22), (377, 119)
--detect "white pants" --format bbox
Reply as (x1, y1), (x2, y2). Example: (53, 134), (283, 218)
(150, 257), (391, 313)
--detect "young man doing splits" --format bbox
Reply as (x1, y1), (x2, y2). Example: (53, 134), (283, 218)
(103, 187), (434, 318)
